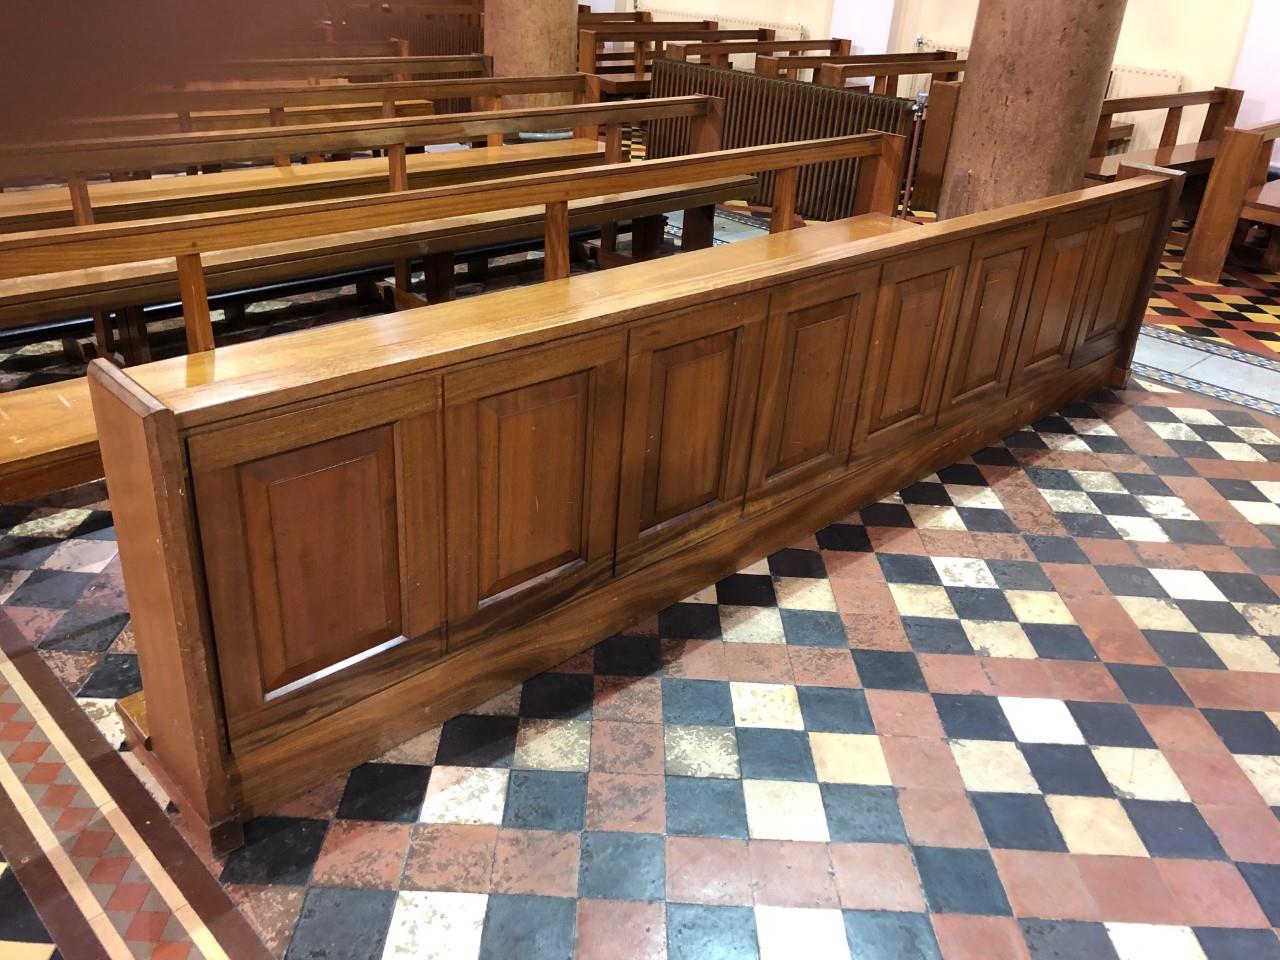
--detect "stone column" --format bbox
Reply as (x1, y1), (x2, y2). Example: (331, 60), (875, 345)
(484, 0), (578, 105)
(936, 0), (1128, 219)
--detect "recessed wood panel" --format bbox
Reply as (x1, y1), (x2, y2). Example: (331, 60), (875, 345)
(746, 268), (878, 513)
(1013, 208), (1106, 384)
(854, 242), (968, 456)
(941, 225), (1044, 411)
(1072, 198), (1160, 366)
(617, 296), (766, 570)
(444, 330), (626, 645)
(189, 377), (444, 747)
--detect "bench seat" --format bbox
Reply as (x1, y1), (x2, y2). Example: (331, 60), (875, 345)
(0, 176), (756, 330)
(0, 139), (606, 232)
(1084, 140), (1219, 183)
(0, 208), (911, 501)
(1244, 179), (1280, 225)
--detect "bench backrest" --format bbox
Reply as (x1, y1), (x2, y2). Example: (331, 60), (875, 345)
(1090, 87), (1243, 158)
(578, 11), (652, 24)
(662, 39), (852, 70)
(756, 49), (951, 81)
(580, 27), (773, 77)
(199, 54), (492, 83)
(815, 58), (966, 95)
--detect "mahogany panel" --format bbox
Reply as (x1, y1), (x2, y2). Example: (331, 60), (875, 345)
(616, 295), (766, 571)
(1072, 196), (1161, 367)
(189, 377), (444, 747)
(1013, 208), (1106, 385)
(443, 330), (626, 646)
(853, 241), (969, 458)
(941, 224), (1045, 410)
(745, 268), (878, 514)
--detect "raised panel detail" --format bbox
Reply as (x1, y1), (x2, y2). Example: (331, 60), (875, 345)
(1013, 208), (1106, 384)
(854, 242), (968, 456)
(188, 377), (444, 749)
(445, 331), (626, 645)
(941, 225), (1044, 410)
(746, 268), (878, 513)
(617, 295), (766, 570)
(1072, 198), (1159, 366)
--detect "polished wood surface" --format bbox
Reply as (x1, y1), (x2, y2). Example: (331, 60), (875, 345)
(90, 173), (1177, 844)
(662, 39), (851, 70)
(0, 380), (101, 500)
(756, 50), (955, 81)
(1085, 87), (1242, 182)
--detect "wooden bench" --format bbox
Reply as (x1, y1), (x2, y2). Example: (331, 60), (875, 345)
(578, 10), (652, 25)
(83, 165), (1179, 850)
(1182, 120), (1280, 282)
(815, 58), (967, 95)
(756, 50), (954, 82)
(662, 39), (852, 71)
(1084, 87), (1243, 183)
(580, 26), (773, 80)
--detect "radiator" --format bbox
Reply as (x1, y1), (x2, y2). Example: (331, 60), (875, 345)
(1104, 65), (1184, 152)
(636, 4), (808, 39)
(907, 37), (968, 100)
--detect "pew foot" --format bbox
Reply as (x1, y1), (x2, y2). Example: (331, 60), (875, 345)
(681, 204), (716, 251)
(1264, 228), (1280, 273)
(423, 253), (457, 303)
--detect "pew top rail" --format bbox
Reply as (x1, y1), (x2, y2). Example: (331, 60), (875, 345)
(1085, 86), (1244, 182)
(756, 49), (955, 79)
(97, 172), (1174, 429)
(815, 58), (967, 92)
(196, 54), (493, 83)
(661, 39), (852, 68)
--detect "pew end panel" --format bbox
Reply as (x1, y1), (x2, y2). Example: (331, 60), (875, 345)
(86, 172), (1179, 848)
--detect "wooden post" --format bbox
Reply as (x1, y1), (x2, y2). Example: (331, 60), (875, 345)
(387, 142), (414, 292)
(769, 167), (799, 234)
(853, 132), (908, 217)
(1159, 107), (1184, 148)
(600, 124), (626, 254)
(544, 200), (571, 281)
(833, 38), (852, 56)
(937, 0), (1127, 218)
(67, 175), (118, 359)
(1201, 86), (1244, 143)
(1182, 128), (1264, 283)
(269, 106), (291, 166)
(484, 95), (505, 147)
(688, 97), (725, 154)
(175, 253), (215, 353)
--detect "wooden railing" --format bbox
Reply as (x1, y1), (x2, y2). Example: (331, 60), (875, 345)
(87, 169), (1180, 847)
(756, 50), (953, 82)
(1090, 87), (1244, 159)
(662, 38), (852, 70)
(648, 59), (914, 220)
(580, 26), (773, 78)
(816, 58), (966, 94)
(337, 8), (484, 56)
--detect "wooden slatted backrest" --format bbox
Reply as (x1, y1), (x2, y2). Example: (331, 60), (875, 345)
(579, 26), (773, 78)
(578, 10), (652, 24)
(1090, 87), (1244, 158)
(662, 39), (852, 70)
(757, 50), (953, 81)
(815, 58), (966, 95)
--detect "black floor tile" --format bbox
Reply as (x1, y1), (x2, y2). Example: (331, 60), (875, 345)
(1066, 701), (1156, 748)
(503, 771), (586, 832)
(1195, 927), (1280, 960)
(971, 792), (1067, 851)
(821, 784), (907, 844)
(780, 609), (847, 648)
(913, 846), (1011, 916)
(480, 894), (575, 960)
(852, 650), (927, 692)
(76, 652), (141, 699)
(716, 574), (777, 607)
(666, 903), (759, 960)
(842, 910), (941, 960)
(934, 693), (1016, 742)
(335, 763), (431, 823)
(578, 831), (664, 901)
(1203, 709), (1280, 755)
(1236, 863), (1280, 926)
(593, 634), (664, 677)
(659, 603), (723, 640)
(284, 886), (395, 960)
(735, 728), (816, 781)
(1106, 664), (1193, 707)
(795, 686), (873, 734)
(520, 672), (594, 721)
(1122, 799), (1226, 860)
(665, 777), (748, 839)
(434, 715), (519, 768)
(1020, 919), (1119, 960)
(662, 678), (735, 726)
(767, 547), (828, 579)
(219, 816), (329, 886)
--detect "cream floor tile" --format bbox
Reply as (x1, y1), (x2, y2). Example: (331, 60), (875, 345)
(381, 891), (488, 960)
(1069, 470), (1126, 493)
(1149, 569), (1226, 602)
(1041, 489), (1101, 514)
(933, 557), (998, 589)
(1236, 603), (1280, 636)
(513, 719), (590, 772)
(720, 604), (786, 644)
(1108, 516), (1170, 543)
(1208, 441), (1266, 462)
(946, 486), (1003, 509)
(1235, 754), (1280, 805)
(1116, 596), (1196, 632)
(40, 539), (119, 573)
(1229, 500), (1280, 525)
(1005, 591), (1076, 625)
(905, 505), (966, 530)
(962, 621), (1038, 659)
(1043, 434), (1092, 453)
(738, 558), (772, 576)
(1092, 746), (1190, 802)
(773, 577), (838, 612)
(755, 906), (851, 960)
(664, 724), (740, 778)
(730, 682), (804, 730)
(1149, 422), (1201, 442)
(950, 739), (1039, 794)
(683, 585), (719, 604)
(808, 733), (891, 785)
(1136, 496), (1198, 521)
(998, 697), (1085, 745)
(743, 779), (830, 842)
(419, 767), (508, 825)
(888, 583), (958, 620)
(1232, 426), (1280, 445)
(379, 727), (442, 766)
(1046, 796), (1148, 857)
(1105, 923), (1207, 960)
(1171, 407), (1221, 425)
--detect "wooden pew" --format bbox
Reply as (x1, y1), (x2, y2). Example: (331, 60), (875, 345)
(815, 58), (967, 95)
(1182, 120), (1280, 282)
(82, 166), (1178, 850)
(662, 38), (852, 70)
(197, 53), (492, 84)
(580, 26), (772, 81)
(0, 96), (707, 232)
(1084, 87), (1244, 183)
(0, 131), (903, 503)
(756, 50), (953, 82)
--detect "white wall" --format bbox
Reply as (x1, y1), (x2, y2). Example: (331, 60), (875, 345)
(829, 0), (895, 53)
(639, 0), (830, 38)
(1232, 0), (1280, 165)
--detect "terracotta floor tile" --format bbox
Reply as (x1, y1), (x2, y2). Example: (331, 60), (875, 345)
(660, 640), (728, 681)
(1042, 661), (1126, 702)
(865, 690), (944, 739)
(829, 842), (924, 912)
(1155, 858), (1270, 928)
(1135, 705), (1231, 756)
(842, 612), (912, 652)
(665, 836), (752, 906)
(917, 654), (995, 696)
(575, 899), (666, 960)
(992, 849), (1099, 921)
(1074, 855), (1184, 925)
(490, 829), (580, 898)
(590, 720), (666, 776)
(897, 788), (987, 848)
(1198, 802), (1280, 864)
(980, 658), (1057, 698)
(401, 824), (497, 893)
(310, 821), (411, 890)
(722, 644), (794, 685)
(880, 735), (965, 791)
(1164, 749), (1267, 806)
(747, 839), (838, 908)
(592, 677), (663, 723)
(931, 915), (1031, 960)
(787, 647), (861, 688)
(585, 772), (665, 833)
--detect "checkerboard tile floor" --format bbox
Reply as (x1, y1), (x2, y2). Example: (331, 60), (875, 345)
(0, 853), (57, 959)
(9, 381), (1280, 959)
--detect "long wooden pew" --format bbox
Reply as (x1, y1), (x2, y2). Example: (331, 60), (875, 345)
(662, 38), (852, 70)
(0, 132), (904, 505)
(1084, 87), (1243, 183)
(756, 50), (952, 82)
(0, 97), (710, 232)
(84, 165), (1179, 850)
(1182, 120), (1280, 282)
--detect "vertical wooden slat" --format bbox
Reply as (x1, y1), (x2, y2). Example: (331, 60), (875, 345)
(544, 201), (570, 282)
(67, 175), (118, 358)
(1159, 107), (1183, 148)
(770, 167), (799, 233)
(484, 95), (504, 147)
(175, 253), (215, 354)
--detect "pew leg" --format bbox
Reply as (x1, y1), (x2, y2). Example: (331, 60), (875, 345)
(631, 215), (666, 262)
(1264, 228), (1280, 274)
(394, 258), (415, 294)
(117, 306), (152, 366)
(355, 276), (381, 304)
(681, 204), (716, 251)
(423, 253), (456, 304)
(600, 222), (619, 255)
(221, 301), (248, 331)
(92, 310), (116, 361)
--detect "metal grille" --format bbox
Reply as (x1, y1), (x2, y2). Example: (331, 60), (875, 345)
(648, 59), (913, 221)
